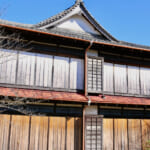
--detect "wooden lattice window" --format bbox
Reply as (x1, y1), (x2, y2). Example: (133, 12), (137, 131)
(87, 56), (104, 93)
(85, 115), (103, 150)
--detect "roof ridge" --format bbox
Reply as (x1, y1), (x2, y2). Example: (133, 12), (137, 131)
(80, 4), (118, 41)
(75, 0), (83, 4)
(0, 19), (33, 28)
(35, 1), (80, 28)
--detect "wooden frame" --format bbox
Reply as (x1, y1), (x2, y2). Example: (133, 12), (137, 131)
(87, 56), (104, 94)
(84, 115), (103, 150)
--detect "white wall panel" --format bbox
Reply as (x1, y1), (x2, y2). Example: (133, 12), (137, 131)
(114, 64), (127, 93)
(140, 67), (150, 95)
(35, 54), (53, 87)
(70, 58), (84, 90)
(53, 56), (69, 89)
(0, 49), (17, 84)
(17, 51), (36, 86)
(57, 15), (99, 34)
(128, 66), (140, 94)
(104, 63), (114, 92)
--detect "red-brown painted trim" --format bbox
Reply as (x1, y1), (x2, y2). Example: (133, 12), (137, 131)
(0, 87), (150, 106)
(1, 23), (150, 52)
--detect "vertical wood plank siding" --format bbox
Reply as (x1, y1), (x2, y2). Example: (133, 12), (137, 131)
(9, 115), (30, 150)
(114, 119), (128, 150)
(0, 115), (82, 150)
(104, 62), (150, 96)
(29, 116), (48, 150)
(114, 64), (127, 93)
(103, 119), (114, 150)
(1, 115), (150, 150)
(0, 115), (11, 150)
(128, 66), (140, 94)
(0, 49), (17, 84)
(70, 58), (84, 90)
(104, 63), (114, 92)
(35, 54), (53, 87)
(0, 50), (84, 90)
(17, 52), (36, 86)
(140, 67), (150, 95)
(53, 56), (69, 89)
(103, 118), (150, 150)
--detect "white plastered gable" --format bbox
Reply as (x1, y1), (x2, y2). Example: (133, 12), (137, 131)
(36, 1), (117, 41)
(56, 14), (99, 34)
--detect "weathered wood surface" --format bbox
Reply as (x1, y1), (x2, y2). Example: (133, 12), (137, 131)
(0, 50), (84, 90)
(9, 115), (30, 150)
(128, 119), (142, 150)
(0, 115), (11, 150)
(142, 120), (150, 149)
(0, 115), (82, 150)
(103, 118), (150, 150)
(29, 116), (48, 150)
(114, 119), (128, 150)
(103, 119), (114, 150)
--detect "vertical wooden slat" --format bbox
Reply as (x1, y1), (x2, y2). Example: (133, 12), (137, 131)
(70, 58), (84, 90)
(0, 115), (11, 150)
(74, 118), (82, 150)
(53, 56), (69, 89)
(0, 50), (17, 84)
(103, 119), (113, 150)
(29, 116), (48, 150)
(17, 52), (36, 86)
(114, 64), (127, 93)
(128, 66), (140, 94)
(0, 115), (83, 150)
(142, 120), (150, 149)
(128, 119), (142, 150)
(140, 67), (150, 95)
(48, 117), (66, 150)
(9, 115), (30, 150)
(104, 62), (114, 92)
(114, 119), (128, 150)
(35, 54), (53, 87)
(66, 118), (75, 150)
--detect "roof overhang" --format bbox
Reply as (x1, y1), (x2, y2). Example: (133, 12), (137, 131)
(1, 23), (150, 53)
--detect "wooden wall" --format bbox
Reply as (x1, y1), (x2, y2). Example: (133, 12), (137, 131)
(104, 62), (150, 96)
(103, 118), (150, 150)
(0, 115), (82, 150)
(0, 49), (84, 91)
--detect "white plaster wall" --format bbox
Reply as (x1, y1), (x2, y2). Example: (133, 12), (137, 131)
(57, 15), (99, 34)
(87, 49), (98, 57)
(84, 105), (98, 115)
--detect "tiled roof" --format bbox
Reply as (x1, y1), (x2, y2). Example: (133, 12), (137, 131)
(0, 1), (150, 51)
(34, 0), (117, 41)
(1, 87), (150, 106)
(35, 0), (81, 28)
(1, 19), (150, 51)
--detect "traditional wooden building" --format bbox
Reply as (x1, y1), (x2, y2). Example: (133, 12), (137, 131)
(0, 0), (150, 150)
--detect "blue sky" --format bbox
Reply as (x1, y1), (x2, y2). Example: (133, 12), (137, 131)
(0, 0), (150, 46)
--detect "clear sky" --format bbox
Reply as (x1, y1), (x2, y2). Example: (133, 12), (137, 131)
(0, 0), (150, 46)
